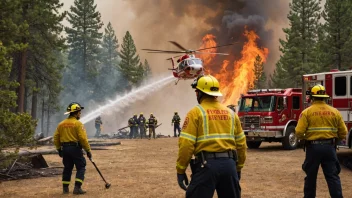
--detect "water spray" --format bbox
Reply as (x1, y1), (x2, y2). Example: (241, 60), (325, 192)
(80, 75), (174, 124)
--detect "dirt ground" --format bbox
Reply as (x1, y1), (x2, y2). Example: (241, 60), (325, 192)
(0, 139), (352, 198)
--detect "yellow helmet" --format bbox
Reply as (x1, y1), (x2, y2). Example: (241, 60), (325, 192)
(191, 75), (222, 96)
(140, 112), (143, 115)
(64, 102), (84, 115)
(311, 85), (329, 98)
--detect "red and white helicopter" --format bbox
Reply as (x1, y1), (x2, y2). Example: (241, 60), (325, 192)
(142, 41), (233, 85)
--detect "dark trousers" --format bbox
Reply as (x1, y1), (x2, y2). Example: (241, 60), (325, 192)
(186, 158), (241, 198)
(62, 146), (86, 187)
(174, 124), (181, 137)
(129, 126), (138, 138)
(149, 127), (155, 139)
(302, 144), (343, 198)
(95, 124), (101, 137)
(139, 125), (145, 138)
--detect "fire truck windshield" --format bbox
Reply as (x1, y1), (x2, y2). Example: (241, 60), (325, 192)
(239, 96), (276, 112)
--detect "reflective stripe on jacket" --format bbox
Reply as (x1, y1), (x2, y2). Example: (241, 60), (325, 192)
(295, 101), (347, 141)
(148, 117), (157, 127)
(53, 117), (91, 152)
(176, 97), (247, 174)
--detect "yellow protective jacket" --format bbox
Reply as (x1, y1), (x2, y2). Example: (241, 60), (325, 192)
(295, 101), (347, 140)
(176, 97), (247, 174)
(53, 117), (91, 152)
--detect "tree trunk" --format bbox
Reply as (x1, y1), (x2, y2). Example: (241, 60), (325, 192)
(31, 82), (38, 119)
(46, 102), (50, 137)
(17, 49), (27, 113)
(24, 86), (28, 112)
(41, 98), (45, 133)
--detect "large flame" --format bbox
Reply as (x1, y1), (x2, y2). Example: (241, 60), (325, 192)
(200, 28), (269, 106)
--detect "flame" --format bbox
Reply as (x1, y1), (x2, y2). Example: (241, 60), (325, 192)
(200, 28), (269, 106)
(198, 34), (217, 73)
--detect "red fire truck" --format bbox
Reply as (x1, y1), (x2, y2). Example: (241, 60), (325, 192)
(302, 69), (352, 149)
(237, 88), (303, 150)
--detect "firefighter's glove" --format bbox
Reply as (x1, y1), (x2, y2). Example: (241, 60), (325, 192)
(87, 152), (92, 159)
(57, 149), (63, 158)
(177, 173), (189, 191)
(237, 172), (241, 181)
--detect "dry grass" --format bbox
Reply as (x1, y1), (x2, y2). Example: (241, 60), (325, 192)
(0, 139), (352, 198)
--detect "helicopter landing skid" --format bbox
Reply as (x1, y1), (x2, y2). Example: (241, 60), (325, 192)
(175, 79), (180, 85)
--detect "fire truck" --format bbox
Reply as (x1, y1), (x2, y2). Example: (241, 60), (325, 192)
(302, 69), (352, 149)
(237, 88), (303, 150)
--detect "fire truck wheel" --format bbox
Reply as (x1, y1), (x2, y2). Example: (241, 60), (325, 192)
(246, 141), (262, 149)
(282, 125), (298, 150)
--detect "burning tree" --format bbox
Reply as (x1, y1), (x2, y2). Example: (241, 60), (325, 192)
(199, 29), (269, 105)
(253, 55), (267, 89)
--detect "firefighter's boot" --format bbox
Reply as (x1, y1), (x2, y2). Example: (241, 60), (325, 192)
(148, 134), (151, 140)
(73, 186), (86, 195)
(63, 185), (69, 194)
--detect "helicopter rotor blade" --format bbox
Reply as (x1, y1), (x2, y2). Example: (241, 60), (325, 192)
(166, 55), (183, 60)
(142, 49), (187, 53)
(195, 51), (229, 55)
(196, 43), (237, 52)
(169, 41), (188, 51)
(147, 51), (187, 54)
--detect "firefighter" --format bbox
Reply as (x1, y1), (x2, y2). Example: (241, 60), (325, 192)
(147, 113), (158, 139)
(94, 116), (103, 137)
(176, 75), (247, 198)
(138, 112), (146, 139)
(171, 111), (181, 137)
(128, 115), (138, 139)
(227, 105), (236, 113)
(53, 102), (91, 194)
(295, 85), (347, 198)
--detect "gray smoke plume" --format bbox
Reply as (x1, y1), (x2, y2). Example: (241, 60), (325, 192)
(58, 0), (290, 136)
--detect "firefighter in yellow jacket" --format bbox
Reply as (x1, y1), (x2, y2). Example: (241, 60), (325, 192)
(296, 85), (347, 198)
(176, 75), (247, 198)
(53, 102), (91, 195)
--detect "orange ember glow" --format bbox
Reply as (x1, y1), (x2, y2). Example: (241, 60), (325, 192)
(198, 34), (217, 73)
(201, 28), (269, 106)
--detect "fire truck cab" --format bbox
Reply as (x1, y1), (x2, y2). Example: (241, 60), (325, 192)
(237, 88), (303, 150)
(303, 69), (352, 148)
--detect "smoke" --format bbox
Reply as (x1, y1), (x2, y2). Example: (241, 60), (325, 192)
(57, 0), (291, 136)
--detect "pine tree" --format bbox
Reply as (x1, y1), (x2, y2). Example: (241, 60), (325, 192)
(253, 55), (266, 89)
(272, 0), (321, 88)
(0, 42), (37, 167)
(96, 22), (121, 100)
(319, 0), (352, 70)
(101, 22), (119, 73)
(118, 31), (143, 86)
(65, 0), (103, 99)
(143, 59), (152, 78)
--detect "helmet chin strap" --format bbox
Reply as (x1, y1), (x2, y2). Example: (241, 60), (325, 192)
(197, 91), (204, 104)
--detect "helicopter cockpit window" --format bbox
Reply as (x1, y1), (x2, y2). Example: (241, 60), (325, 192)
(187, 60), (194, 65)
(193, 59), (202, 64)
(179, 61), (186, 70)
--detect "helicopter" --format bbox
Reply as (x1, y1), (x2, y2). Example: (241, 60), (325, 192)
(142, 41), (234, 85)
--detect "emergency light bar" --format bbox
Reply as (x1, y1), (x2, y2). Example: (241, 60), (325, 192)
(247, 89), (284, 94)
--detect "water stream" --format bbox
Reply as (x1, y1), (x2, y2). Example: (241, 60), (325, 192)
(80, 75), (174, 124)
